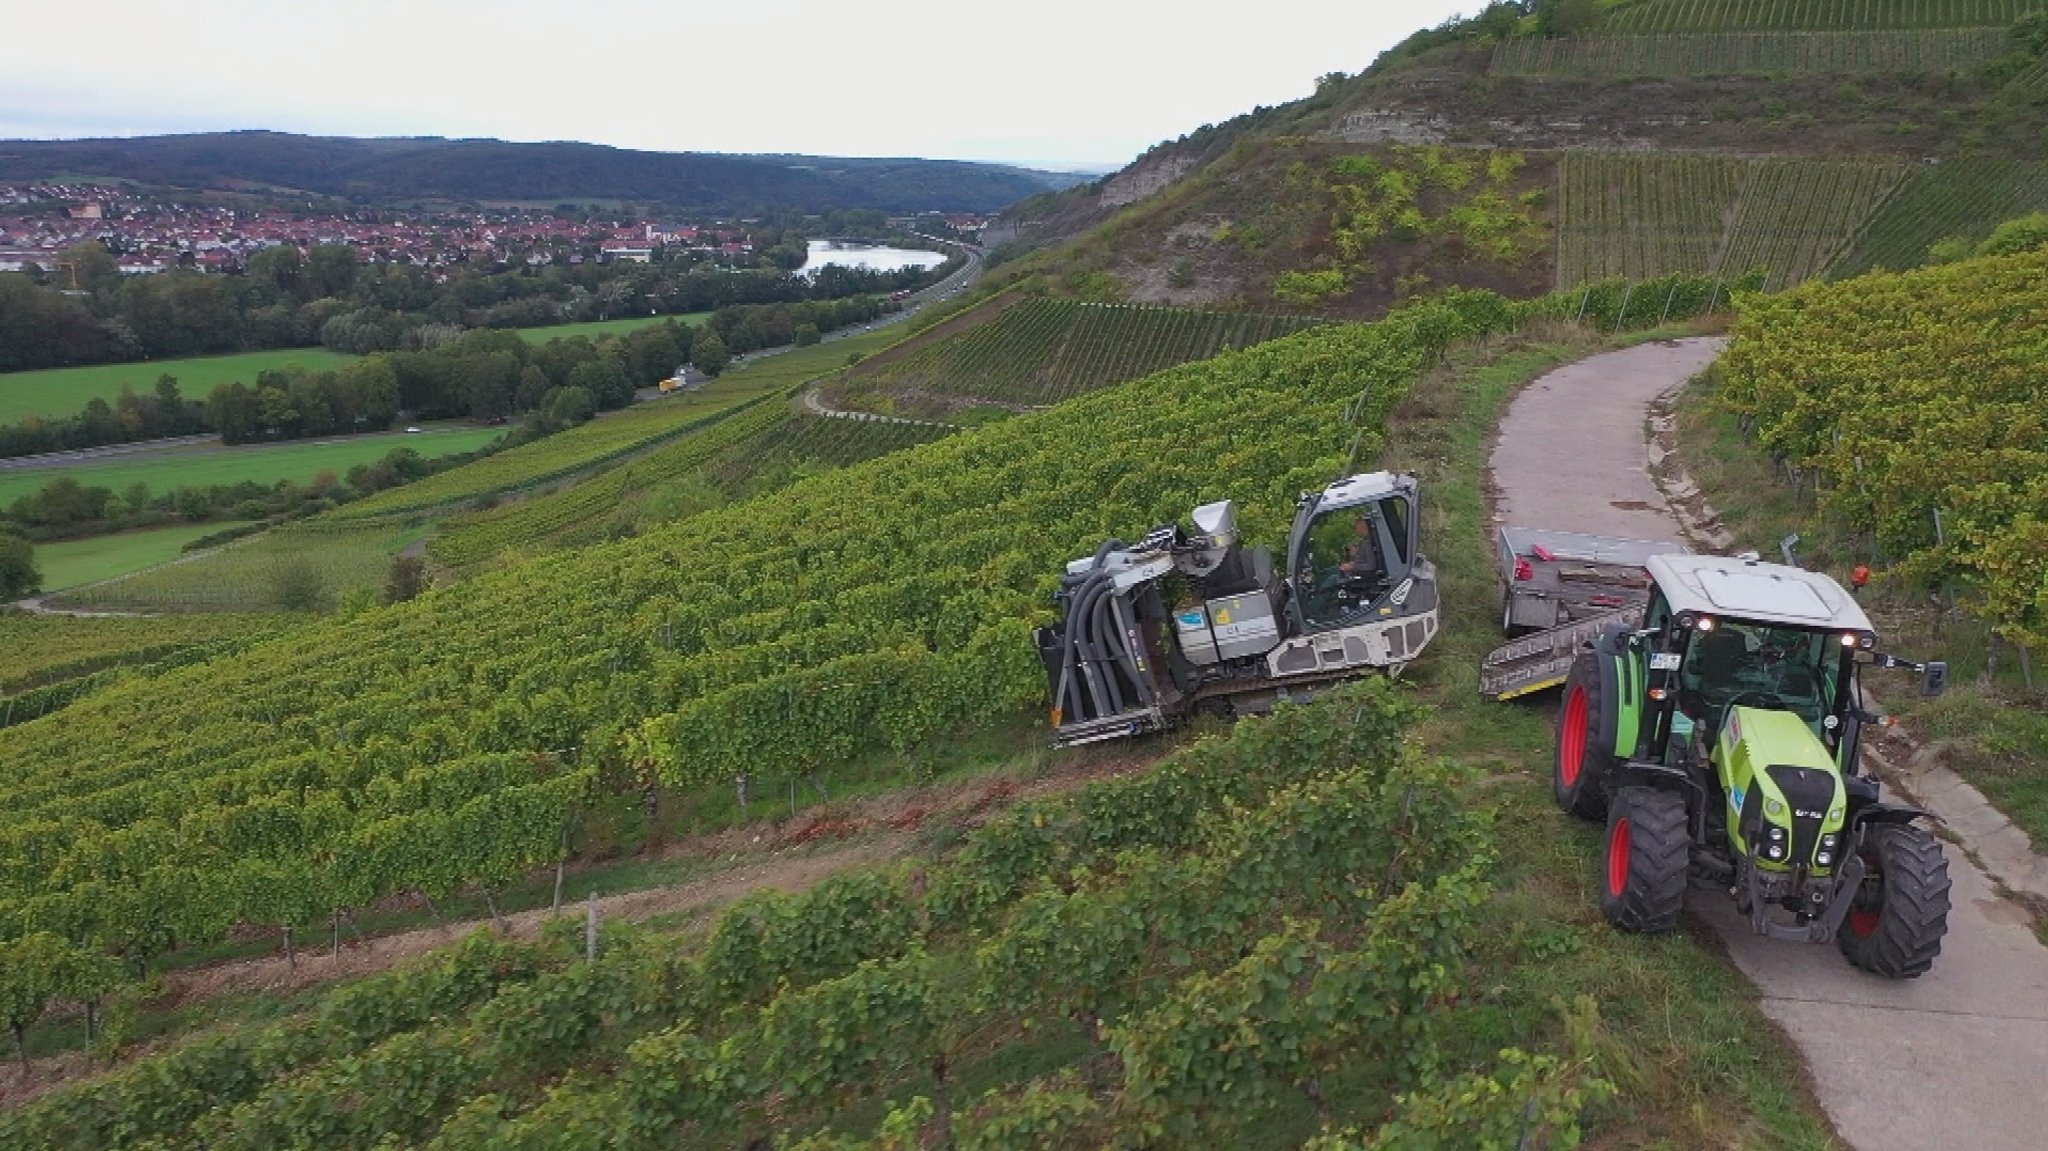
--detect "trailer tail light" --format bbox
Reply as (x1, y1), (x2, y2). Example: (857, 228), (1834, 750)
(1514, 556), (1534, 581)
(1531, 544), (1555, 561)
(1590, 594), (1625, 607)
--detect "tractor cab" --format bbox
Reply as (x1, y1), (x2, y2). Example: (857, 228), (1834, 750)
(1287, 471), (1423, 633)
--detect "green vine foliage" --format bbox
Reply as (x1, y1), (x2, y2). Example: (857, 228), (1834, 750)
(1719, 246), (2048, 651)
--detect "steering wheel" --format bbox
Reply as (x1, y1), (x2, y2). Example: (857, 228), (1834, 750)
(1725, 690), (1788, 713)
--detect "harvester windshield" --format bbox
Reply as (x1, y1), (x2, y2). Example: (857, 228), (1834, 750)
(1295, 493), (1411, 628)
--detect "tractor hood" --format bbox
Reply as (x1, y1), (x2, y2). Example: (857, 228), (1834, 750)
(1717, 706), (1847, 873)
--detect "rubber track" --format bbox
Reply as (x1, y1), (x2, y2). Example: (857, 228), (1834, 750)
(1840, 825), (1952, 979)
(1608, 786), (1689, 934)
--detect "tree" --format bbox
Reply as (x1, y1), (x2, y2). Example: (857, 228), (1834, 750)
(1536, 0), (1597, 36)
(567, 358), (633, 410)
(385, 554), (429, 604)
(693, 329), (731, 378)
(0, 531), (40, 599)
(306, 243), (360, 300)
(55, 241), (117, 293)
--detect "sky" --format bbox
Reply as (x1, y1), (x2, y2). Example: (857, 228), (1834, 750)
(0, 0), (1478, 172)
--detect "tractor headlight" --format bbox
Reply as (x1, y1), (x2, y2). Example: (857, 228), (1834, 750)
(1829, 808), (1844, 823)
(1765, 797), (1787, 818)
(1766, 844), (1785, 860)
(1768, 826), (1785, 841)
(1820, 833), (1840, 849)
(1817, 852), (1833, 866)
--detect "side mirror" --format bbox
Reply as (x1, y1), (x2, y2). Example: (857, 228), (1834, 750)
(1921, 661), (1948, 697)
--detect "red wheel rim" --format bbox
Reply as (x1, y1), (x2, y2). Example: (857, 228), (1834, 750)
(1561, 684), (1588, 789)
(1607, 817), (1632, 898)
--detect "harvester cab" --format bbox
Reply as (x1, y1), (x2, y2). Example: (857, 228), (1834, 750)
(1035, 472), (1438, 748)
(1554, 554), (1955, 978)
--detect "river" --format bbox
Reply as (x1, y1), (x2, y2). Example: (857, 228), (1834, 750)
(795, 240), (946, 277)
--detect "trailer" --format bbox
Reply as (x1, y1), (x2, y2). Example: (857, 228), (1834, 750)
(1481, 527), (1687, 701)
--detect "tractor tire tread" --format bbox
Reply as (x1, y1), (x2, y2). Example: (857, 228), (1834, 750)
(1838, 825), (1951, 979)
(1555, 652), (1614, 822)
(1604, 786), (1689, 934)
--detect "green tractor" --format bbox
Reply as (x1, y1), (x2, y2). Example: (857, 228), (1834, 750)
(1553, 554), (1954, 977)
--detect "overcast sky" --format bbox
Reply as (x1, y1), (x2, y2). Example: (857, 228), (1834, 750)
(0, 1), (1478, 172)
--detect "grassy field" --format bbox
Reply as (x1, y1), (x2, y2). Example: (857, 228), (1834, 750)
(0, 425), (504, 506)
(0, 348), (357, 424)
(54, 519), (435, 613)
(510, 311), (712, 343)
(30, 521), (257, 592)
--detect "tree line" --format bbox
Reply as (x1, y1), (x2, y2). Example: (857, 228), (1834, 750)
(0, 294), (894, 460)
(0, 235), (952, 373)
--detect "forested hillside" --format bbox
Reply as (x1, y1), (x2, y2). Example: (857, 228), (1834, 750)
(0, 132), (1083, 214)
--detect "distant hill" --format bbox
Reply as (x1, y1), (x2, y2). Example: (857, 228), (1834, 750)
(987, 0), (2048, 315)
(0, 131), (1091, 214)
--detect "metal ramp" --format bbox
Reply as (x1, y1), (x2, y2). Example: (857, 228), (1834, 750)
(1479, 608), (1634, 702)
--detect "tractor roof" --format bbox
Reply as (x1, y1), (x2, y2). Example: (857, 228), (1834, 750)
(1647, 554), (1875, 634)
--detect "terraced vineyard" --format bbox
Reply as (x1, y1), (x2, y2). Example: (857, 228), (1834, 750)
(1, 682), (1617, 1151)
(827, 298), (1322, 419)
(1830, 155), (2048, 275)
(1556, 152), (1909, 289)
(326, 385), (787, 522)
(1491, 27), (2009, 76)
(430, 401), (952, 568)
(0, 295), (1518, 1026)
(1601, 0), (2046, 31)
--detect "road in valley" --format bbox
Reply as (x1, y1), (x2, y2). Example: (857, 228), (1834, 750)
(1489, 337), (2048, 1151)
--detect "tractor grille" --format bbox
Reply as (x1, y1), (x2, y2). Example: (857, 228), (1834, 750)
(1766, 764), (1837, 868)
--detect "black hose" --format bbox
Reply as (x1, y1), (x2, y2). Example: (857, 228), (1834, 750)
(1091, 583), (1135, 711)
(1071, 577), (1114, 718)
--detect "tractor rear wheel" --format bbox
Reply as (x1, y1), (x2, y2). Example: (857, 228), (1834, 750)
(1554, 653), (1614, 821)
(1837, 823), (1951, 978)
(1599, 786), (1688, 933)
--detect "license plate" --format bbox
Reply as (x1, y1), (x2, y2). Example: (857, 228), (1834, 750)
(1650, 653), (1682, 671)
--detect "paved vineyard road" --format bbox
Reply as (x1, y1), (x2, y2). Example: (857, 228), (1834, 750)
(1489, 337), (2048, 1151)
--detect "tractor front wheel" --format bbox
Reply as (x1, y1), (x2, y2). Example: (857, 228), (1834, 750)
(1554, 653), (1613, 821)
(1599, 786), (1688, 933)
(1837, 824), (1951, 978)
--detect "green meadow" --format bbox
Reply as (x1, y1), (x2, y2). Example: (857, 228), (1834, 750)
(0, 426), (504, 506)
(0, 348), (357, 424)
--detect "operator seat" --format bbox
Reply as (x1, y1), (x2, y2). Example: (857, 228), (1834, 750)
(1684, 628), (1749, 736)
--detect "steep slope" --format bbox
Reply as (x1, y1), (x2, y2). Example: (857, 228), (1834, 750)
(991, 0), (2048, 306)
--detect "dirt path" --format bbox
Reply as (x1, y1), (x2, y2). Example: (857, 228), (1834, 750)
(1, 751), (1150, 1106)
(167, 749), (1148, 1004)
(1490, 338), (2048, 1151)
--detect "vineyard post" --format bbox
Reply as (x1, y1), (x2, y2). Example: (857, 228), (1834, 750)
(1706, 278), (1723, 315)
(1659, 280), (1679, 325)
(1573, 284), (1591, 324)
(1612, 283), (1635, 333)
(1932, 507), (1956, 612)
(585, 894), (598, 962)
